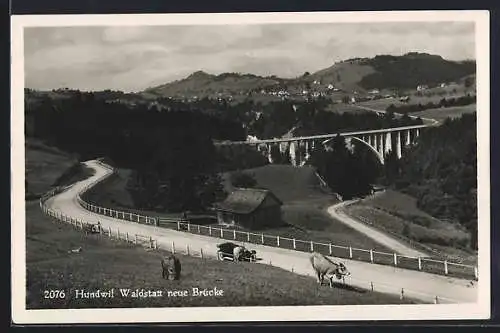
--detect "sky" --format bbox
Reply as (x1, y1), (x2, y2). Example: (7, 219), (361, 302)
(24, 22), (475, 92)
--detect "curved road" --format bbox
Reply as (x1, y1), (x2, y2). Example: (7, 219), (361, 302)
(327, 200), (427, 258)
(44, 160), (477, 304)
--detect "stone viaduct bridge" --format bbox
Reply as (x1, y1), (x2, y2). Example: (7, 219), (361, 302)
(215, 124), (431, 166)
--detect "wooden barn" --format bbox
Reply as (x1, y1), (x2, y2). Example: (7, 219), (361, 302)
(213, 188), (283, 229)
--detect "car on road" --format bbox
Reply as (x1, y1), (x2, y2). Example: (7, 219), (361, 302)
(216, 242), (257, 262)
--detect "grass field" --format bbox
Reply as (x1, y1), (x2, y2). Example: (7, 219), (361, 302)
(221, 165), (392, 252)
(25, 138), (95, 199)
(26, 142), (413, 308)
(25, 139), (79, 195)
(346, 190), (477, 265)
(356, 93), (475, 112)
(408, 104), (476, 121)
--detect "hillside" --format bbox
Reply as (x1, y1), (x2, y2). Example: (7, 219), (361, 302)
(25, 138), (79, 196)
(222, 164), (332, 204)
(142, 53), (476, 99)
(26, 144), (410, 309)
(387, 113), (477, 249)
(143, 71), (284, 99)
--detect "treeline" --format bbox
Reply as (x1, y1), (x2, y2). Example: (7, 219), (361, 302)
(386, 95), (476, 114)
(25, 90), (246, 212)
(384, 113), (478, 249)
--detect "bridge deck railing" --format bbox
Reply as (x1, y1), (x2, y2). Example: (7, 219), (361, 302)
(59, 160), (479, 281)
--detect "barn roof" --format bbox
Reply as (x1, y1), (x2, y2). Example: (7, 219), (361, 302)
(214, 188), (282, 215)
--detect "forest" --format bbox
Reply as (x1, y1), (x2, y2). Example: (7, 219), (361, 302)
(26, 89), (477, 240)
(383, 113), (478, 249)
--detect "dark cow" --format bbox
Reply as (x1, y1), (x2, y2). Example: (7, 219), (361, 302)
(161, 255), (182, 280)
(309, 252), (350, 288)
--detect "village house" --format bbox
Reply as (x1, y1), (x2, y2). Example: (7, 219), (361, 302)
(213, 188), (283, 230)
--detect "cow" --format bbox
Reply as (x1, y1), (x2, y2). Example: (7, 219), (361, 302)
(309, 252), (350, 288)
(161, 255), (181, 280)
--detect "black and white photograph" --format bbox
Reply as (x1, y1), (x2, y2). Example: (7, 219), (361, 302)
(11, 11), (490, 323)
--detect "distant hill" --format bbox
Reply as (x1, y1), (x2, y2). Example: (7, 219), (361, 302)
(143, 71), (284, 99)
(142, 53), (476, 99)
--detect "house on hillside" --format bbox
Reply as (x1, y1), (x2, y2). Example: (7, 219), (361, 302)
(213, 188), (283, 229)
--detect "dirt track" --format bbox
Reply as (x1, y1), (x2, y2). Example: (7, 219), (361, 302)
(44, 160), (477, 304)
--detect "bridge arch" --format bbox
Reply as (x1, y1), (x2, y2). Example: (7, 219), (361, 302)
(321, 136), (384, 165)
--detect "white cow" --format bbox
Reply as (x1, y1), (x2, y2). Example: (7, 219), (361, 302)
(309, 252), (350, 288)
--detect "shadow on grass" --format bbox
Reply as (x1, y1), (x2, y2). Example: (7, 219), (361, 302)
(322, 281), (367, 294)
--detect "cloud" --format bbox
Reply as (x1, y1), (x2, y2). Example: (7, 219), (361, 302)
(24, 22), (475, 92)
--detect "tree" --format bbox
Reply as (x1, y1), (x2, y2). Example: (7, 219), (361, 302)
(230, 171), (257, 188)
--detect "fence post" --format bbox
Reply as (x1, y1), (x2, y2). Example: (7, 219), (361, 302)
(444, 260), (448, 275)
(108, 226), (112, 238)
(261, 234), (264, 244)
(126, 232), (129, 242)
(349, 246), (353, 259)
(293, 238), (296, 250)
(329, 243), (332, 255)
(209, 226), (212, 236)
(310, 241), (314, 252)
(220, 228), (224, 238)
(370, 282), (374, 292)
(233, 229), (236, 240)
(149, 236), (153, 249)
(117, 229), (120, 239)
(200, 248), (204, 259)
(418, 257), (422, 270)
(172, 242), (175, 254)
(474, 266), (478, 280)
(186, 244), (190, 256)
(247, 232), (250, 242)
(277, 236), (280, 247)
(187, 223), (191, 232)
(197, 225), (200, 234)
(400, 288), (404, 300)
(393, 253), (398, 266)
(370, 249), (374, 263)
(137, 215), (140, 223)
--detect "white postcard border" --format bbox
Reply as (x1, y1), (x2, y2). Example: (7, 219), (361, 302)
(11, 10), (491, 324)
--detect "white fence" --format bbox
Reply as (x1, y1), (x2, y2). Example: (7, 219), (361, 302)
(38, 172), (469, 304)
(66, 160), (477, 280)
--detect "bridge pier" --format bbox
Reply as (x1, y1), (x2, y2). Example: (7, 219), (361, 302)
(289, 141), (298, 167)
(384, 132), (392, 156)
(396, 131), (402, 159)
(267, 143), (273, 164)
(378, 134), (384, 156)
